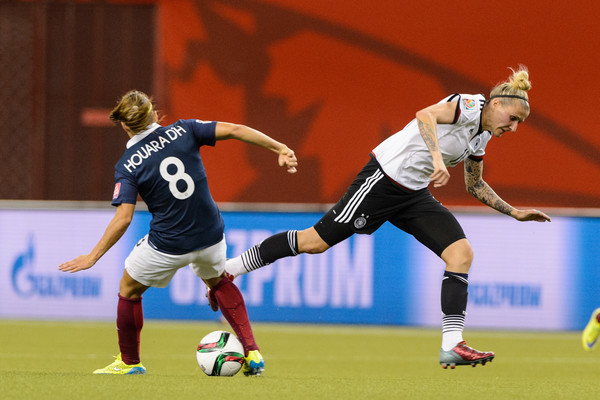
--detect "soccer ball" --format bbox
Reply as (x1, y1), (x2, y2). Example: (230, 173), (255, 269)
(196, 330), (245, 376)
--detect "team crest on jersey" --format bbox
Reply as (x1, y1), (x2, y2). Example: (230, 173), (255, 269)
(463, 98), (476, 110)
(354, 216), (367, 229)
(113, 183), (121, 199)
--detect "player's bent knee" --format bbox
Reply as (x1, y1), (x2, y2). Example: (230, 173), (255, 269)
(441, 239), (473, 272)
(302, 242), (329, 254)
(119, 270), (148, 298)
(297, 228), (330, 254)
(203, 276), (222, 289)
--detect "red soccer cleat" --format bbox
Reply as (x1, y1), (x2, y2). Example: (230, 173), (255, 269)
(439, 341), (495, 369)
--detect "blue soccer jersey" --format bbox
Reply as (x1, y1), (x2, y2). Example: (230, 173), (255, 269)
(112, 119), (223, 254)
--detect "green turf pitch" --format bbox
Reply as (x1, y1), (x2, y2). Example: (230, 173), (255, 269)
(1, 320), (598, 399)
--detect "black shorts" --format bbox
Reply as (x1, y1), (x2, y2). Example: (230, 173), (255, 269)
(313, 157), (466, 257)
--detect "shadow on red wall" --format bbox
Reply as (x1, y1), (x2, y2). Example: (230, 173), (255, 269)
(158, 0), (600, 207)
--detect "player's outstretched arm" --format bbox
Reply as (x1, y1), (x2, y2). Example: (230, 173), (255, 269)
(464, 158), (551, 222)
(215, 122), (298, 173)
(509, 208), (551, 222)
(58, 203), (135, 273)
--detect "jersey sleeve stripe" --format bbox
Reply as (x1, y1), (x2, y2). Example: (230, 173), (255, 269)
(448, 93), (461, 124)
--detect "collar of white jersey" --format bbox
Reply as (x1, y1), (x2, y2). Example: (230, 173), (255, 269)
(126, 123), (161, 149)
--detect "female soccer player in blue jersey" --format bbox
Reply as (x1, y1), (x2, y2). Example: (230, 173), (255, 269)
(59, 90), (297, 375)
(224, 66), (551, 369)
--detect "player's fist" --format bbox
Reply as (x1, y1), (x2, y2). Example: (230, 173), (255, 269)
(278, 146), (298, 173)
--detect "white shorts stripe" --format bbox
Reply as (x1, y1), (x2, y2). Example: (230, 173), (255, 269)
(334, 169), (384, 223)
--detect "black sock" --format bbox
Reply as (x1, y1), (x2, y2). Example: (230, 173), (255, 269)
(441, 271), (469, 315)
(441, 271), (468, 340)
(241, 230), (299, 272)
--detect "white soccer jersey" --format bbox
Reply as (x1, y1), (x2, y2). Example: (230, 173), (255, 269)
(371, 93), (492, 190)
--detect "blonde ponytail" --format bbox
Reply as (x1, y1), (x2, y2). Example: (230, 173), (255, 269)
(109, 90), (156, 134)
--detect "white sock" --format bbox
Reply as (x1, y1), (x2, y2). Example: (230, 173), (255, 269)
(225, 256), (247, 278)
(441, 331), (463, 351)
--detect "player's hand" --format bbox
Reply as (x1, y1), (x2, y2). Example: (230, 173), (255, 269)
(58, 255), (96, 273)
(511, 209), (551, 222)
(430, 159), (450, 188)
(278, 146), (298, 173)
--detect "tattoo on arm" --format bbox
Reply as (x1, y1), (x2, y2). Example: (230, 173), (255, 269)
(464, 159), (514, 216)
(417, 119), (440, 152)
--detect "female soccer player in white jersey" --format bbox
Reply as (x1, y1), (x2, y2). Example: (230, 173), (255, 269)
(59, 90), (297, 375)
(224, 66), (551, 369)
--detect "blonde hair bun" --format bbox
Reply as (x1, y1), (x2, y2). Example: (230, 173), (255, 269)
(509, 67), (532, 92)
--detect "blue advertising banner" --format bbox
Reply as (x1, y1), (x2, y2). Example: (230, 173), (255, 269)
(573, 217), (600, 328)
(142, 212), (420, 325)
(140, 211), (588, 330)
(1, 207), (597, 331)
(0, 210), (126, 319)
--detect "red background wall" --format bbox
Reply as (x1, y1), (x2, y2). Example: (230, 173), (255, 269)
(155, 0), (600, 208)
(2, 0), (598, 208)
(0, 0), (155, 201)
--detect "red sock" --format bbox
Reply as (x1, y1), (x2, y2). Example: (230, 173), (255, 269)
(117, 294), (144, 365)
(596, 313), (600, 324)
(212, 277), (259, 355)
